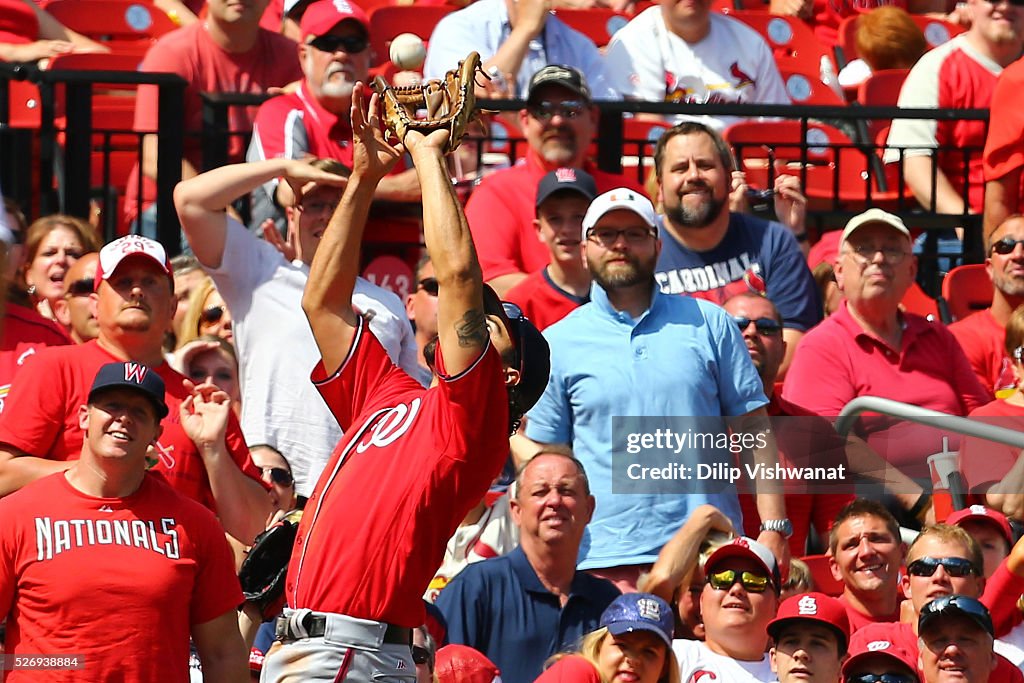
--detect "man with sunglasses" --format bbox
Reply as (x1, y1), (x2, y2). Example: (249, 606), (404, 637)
(464, 65), (646, 296)
(723, 292), (853, 556)
(52, 252), (99, 346)
(949, 214), (1024, 398)
(670, 537), (781, 682)
(247, 0), (421, 234)
(262, 84), (550, 682)
(859, 524), (1023, 682)
(175, 154), (421, 500)
(526, 188), (789, 590)
(405, 255), (439, 384)
(785, 209), (989, 495)
(918, 595), (999, 683)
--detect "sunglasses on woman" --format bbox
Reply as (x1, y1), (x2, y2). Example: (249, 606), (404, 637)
(262, 467), (294, 487)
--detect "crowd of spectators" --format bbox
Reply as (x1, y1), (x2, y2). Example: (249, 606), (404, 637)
(3, 0), (1024, 681)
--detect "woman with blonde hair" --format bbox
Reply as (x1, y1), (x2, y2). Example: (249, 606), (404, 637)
(175, 275), (233, 349)
(536, 593), (681, 683)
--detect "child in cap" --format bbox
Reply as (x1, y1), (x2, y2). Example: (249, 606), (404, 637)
(768, 592), (850, 683)
(537, 593), (681, 683)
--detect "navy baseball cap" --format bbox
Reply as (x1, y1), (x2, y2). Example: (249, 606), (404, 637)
(536, 167), (597, 208)
(526, 65), (591, 104)
(600, 593), (675, 647)
(918, 595), (993, 637)
(88, 361), (168, 419)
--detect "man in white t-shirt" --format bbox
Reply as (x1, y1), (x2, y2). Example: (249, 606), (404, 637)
(605, 0), (789, 131)
(672, 536), (780, 683)
(174, 157), (421, 496)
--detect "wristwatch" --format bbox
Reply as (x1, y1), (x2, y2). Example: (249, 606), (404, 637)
(760, 518), (794, 539)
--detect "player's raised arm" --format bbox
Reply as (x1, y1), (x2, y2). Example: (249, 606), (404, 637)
(402, 127), (486, 377)
(301, 84), (404, 373)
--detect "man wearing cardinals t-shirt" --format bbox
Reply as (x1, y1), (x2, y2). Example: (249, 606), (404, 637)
(0, 236), (271, 546)
(0, 362), (248, 683)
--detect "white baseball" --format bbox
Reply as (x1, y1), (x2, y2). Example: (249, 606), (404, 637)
(389, 33), (426, 71)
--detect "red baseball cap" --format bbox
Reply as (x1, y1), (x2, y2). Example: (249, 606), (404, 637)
(946, 505), (1013, 547)
(705, 536), (781, 591)
(767, 592), (850, 652)
(435, 645), (501, 683)
(842, 622), (921, 682)
(94, 235), (173, 290)
(299, 0), (369, 40)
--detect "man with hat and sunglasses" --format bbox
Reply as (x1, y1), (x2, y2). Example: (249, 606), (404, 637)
(0, 235), (271, 546)
(262, 83), (550, 681)
(843, 621), (922, 683)
(247, 0), (422, 234)
(918, 595), (998, 683)
(0, 361), (248, 682)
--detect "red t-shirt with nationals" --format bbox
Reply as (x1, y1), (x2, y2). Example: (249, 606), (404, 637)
(950, 309), (1015, 399)
(286, 319), (509, 627)
(503, 268), (588, 332)
(0, 471), (242, 683)
(125, 22), (302, 222)
(465, 150), (646, 281)
(0, 340), (261, 510)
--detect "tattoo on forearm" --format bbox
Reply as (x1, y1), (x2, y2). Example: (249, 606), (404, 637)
(455, 309), (489, 348)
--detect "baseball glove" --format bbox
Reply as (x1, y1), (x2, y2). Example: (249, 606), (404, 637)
(239, 509), (303, 621)
(373, 51), (487, 155)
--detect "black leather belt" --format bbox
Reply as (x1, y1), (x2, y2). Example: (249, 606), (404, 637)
(276, 613), (412, 645)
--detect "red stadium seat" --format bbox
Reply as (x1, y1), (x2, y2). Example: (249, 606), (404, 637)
(368, 5), (452, 69)
(723, 119), (900, 211)
(551, 8), (630, 47)
(42, 0), (176, 46)
(901, 280), (941, 321)
(941, 263), (993, 322)
(856, 68), (909, 142)
(780, 67), (846, 106)
(722, 10), (836, 77)
(836, 13), (964, 64)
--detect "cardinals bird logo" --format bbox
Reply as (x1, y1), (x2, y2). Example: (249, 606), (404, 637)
(730, 62), (755, 88)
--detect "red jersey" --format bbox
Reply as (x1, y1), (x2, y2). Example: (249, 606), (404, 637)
(0, 303), (71, 411)
(250, 81), (355, 168)
(503, 268), (588, 331)
(286, 319), (509, 627)
(984, 57), (1024, 182)
(950, 309), (1015, 399)
(959, 399), (1024, 493)
(838, 593), (901, 631)
(125, 23), (302, 222)
(465, 150), (646, 281)
(0, 472), (242, 683)
(738, 394), (853, 556)
(0, 340), (261, 511)
(0, 0), (36, 44)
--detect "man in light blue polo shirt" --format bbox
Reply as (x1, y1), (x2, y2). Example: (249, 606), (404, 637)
(525, 188), (790, 590)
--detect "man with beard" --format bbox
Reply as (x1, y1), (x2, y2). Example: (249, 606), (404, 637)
(464, 66), (645, 296)
(246, 0), (421, 234)
(651, 122), (820, 375)
(526, 188), (789, 590)
(949, 214), (1024, 398)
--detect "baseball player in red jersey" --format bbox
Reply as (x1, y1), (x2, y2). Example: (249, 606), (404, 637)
(0, 235), (271, 545)
(0, 361), (248, 682)
(260, 84), (550, 682)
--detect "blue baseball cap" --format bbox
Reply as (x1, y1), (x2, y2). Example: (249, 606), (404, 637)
(599, 593), (674, 647)
(89, 361), (168, 419)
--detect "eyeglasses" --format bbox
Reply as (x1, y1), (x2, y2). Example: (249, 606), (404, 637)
(732, 316), (783, 336)
(990, 237), (1024, 255)
(907, 556), (979, 578)
(418, 277), (438, 296)
(528, 100), (586, 122)
(200, 305), (225, 325)
(586, 227), (655, 247)
(411, 645), (432, 667)
(502, 301), (526, 375)
(262, 467), (294, 487)
(846, 674), (917, 683)
(66, 277), (94, 297)
(845, 245), (911, 265)
(706, 568), (771, 593)
(307, 33), (369, 54)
